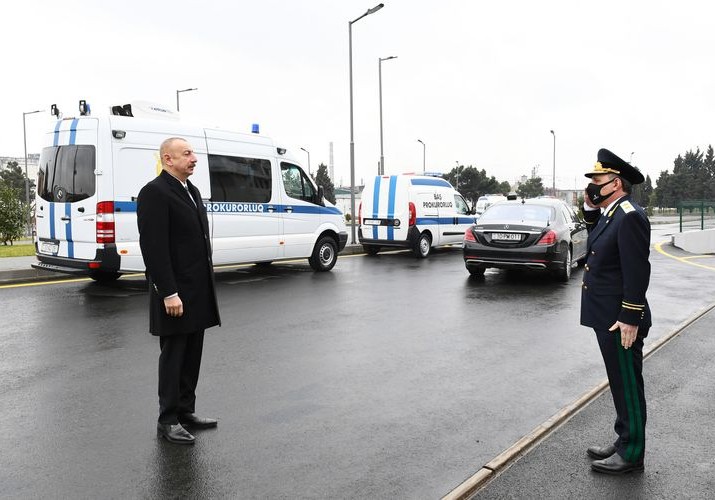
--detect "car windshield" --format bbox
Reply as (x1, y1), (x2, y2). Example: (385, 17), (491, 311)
(480, 203), (554, 223)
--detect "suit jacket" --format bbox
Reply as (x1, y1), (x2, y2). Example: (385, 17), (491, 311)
(137, 170), (221, 336)
(580, 195), (651, 334)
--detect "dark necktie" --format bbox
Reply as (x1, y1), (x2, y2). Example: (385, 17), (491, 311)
(184, 184), (197, 207)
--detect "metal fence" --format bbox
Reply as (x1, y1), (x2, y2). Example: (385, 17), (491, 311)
(676, 201), (715, 232)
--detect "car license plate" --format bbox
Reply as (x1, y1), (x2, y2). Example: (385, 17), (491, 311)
(40, 242), (59, 254)
(363, 219), (381, 226)
(491, 232), (521, 241)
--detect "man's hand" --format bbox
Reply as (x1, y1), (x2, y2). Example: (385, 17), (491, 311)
(164, 295), (184, 317)
(609, 321), (638, 349)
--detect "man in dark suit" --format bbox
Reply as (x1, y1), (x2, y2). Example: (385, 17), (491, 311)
(137, 137), (221, 445)
(581, 148), (651, 474)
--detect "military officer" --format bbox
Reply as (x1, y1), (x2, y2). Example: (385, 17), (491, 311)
(581, 148), (651, 474)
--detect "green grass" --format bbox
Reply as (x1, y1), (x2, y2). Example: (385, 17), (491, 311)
(0, 243), (35, 257)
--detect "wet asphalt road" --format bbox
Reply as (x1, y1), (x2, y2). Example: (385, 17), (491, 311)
(0, 223), (711, 498)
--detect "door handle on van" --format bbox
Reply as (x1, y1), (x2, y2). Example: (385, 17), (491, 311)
(266, 205), (276, 213)
(60, 216), (71, 221)
(77, 207), (85, 213)
(284, 206), (294, 213)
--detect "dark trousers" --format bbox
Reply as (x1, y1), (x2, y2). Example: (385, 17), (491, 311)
(158, 330), (205, 424)
(595, 328), (647, 462)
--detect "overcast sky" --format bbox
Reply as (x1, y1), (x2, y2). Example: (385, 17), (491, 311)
(4, 0), (715, 189)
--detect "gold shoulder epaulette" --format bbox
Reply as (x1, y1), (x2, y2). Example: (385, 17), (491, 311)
(620, 201), (635, 213)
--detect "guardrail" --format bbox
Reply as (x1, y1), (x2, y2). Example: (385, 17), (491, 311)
(678, 201), (715, 232)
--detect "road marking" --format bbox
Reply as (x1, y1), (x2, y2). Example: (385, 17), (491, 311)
(654, 242), (715, 271)
(442, 302), (715, 500)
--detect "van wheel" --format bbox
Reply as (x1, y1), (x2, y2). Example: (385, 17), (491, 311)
(363, 244), (380, 256)
(88, 270), (121, 283)
(413, 232), (431, 258)
(309, 237), (338, 272)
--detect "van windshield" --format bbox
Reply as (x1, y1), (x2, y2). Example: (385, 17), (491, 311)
(37, 145), (96, 203)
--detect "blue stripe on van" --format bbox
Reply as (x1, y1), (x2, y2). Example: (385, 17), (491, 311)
(114, 201), (138, 212)
(65, 203), (74, 258)
(371, 176), (382, 240)
(113, 202), (342, 215)
(410, 178), (451, 188)
(49, 203), (56, 239)
(68, 119), (79, 145)
(53, 120), (62, 146)
(386, 175), (398, 240)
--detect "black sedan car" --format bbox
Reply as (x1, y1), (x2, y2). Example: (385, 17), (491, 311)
(463, 197), (588, 281)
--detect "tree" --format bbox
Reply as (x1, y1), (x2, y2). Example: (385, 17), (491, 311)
(0, 161), (35, 201)
(0, 183), (26, 245)
(516, 177), (544, 198)
(442, 164), (509, 205)
(632, 173), (653, 207)
(312, 163), (336, 204)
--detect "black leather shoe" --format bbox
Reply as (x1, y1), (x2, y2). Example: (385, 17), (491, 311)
(157, 423), (195, 444)
(591, 453), (644, 475)
(587, 444), (617, 460)
(178, 413), (218, 429)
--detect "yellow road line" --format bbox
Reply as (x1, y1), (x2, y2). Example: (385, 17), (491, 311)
(654, 241), (715, 271)
(0, 277), (91, 289)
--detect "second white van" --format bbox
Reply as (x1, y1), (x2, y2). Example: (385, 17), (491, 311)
(358, 174), (475, 258)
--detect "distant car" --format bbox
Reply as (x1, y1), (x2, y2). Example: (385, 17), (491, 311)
(462, 198), (588, 281)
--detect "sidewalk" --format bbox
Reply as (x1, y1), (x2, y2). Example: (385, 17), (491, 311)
(461, 305), (715, 499)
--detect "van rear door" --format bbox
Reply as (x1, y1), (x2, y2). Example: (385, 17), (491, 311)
(35, 119), (98, 261)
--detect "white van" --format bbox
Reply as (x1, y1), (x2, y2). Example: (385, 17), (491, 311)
(358, 174), (475, 258)
(33, 101), (348, 281)
(475, 194), (507, 215)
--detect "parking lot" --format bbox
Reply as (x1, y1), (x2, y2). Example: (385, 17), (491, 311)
(1, 227), (713, 498)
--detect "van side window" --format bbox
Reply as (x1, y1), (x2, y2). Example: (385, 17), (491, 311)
(208, 154), (272, 203)
(281, 162), (315, 202)
(37, 145), (96, 203)
(454, 195), (470, 215)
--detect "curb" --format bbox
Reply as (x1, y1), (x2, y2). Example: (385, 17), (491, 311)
(442, 302), (715, 500)
(0, 245), (371, 286)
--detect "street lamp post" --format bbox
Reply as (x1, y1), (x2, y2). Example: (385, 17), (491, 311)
(300, 147), (311, 176)
(417, 139), (425, 174)
(378, 55), (397, 176)
(176, 87), (198, 112)
(455, 160), (460, 190)
(349, 3), (384, 244)
(550, 129), (556, 196)
(23, 109), (43, 235)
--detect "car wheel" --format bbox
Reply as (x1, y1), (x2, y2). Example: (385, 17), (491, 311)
(413, 232), (431, 258)
(88, 270), (121, 283)
(555, 246), (572, 282)
(363, 244), (380, 256)
(467, 265), (485, 277)
(309, 236), (338, 272)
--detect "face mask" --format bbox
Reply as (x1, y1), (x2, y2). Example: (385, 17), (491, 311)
(586, 177), (617, 205)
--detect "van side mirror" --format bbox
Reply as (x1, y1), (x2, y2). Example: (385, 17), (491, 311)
(316, 185), (325, 206)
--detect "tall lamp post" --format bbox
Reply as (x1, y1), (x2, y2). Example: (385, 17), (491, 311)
(378, 55), (397, 175)
(23, 109), (43, 235)
(176, 87), (198, 111)
(455, 160), (460, 190)
(349, 3), (384, 244)
(300, 147), (311, 176)
(550, 129), (556, 196)
(417, 139), (425, 174)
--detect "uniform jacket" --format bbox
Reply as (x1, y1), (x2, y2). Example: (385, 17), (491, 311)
(580, 195), (651, 333)
(137, 170), (221, 336)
